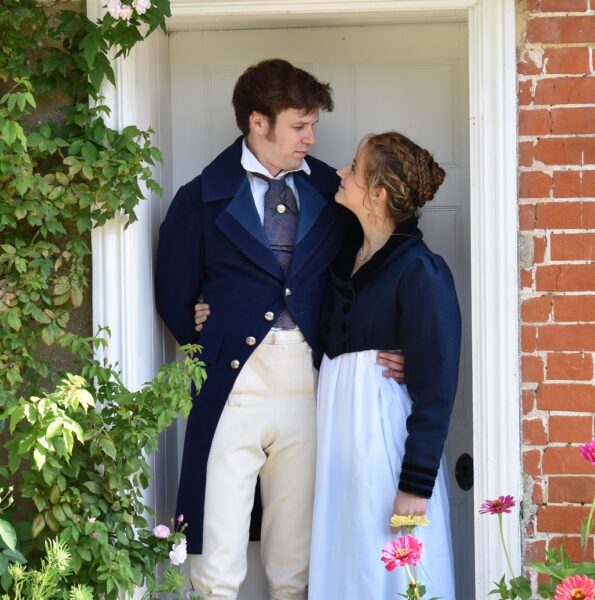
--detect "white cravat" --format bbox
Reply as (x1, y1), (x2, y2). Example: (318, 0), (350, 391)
(241, 138), (311, 224)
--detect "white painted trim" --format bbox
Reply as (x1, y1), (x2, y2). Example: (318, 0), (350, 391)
(90, 1), (521, 597)
(168, 0), (471, 29)
(468, 0), (522, 594)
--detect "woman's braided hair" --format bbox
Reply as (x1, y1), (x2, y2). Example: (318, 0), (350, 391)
(361, 132), (445, 222)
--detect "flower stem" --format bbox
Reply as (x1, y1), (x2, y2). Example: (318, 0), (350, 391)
(581, 494), (595, 560)
(405, 564), (421, 600)
(498, 513), (515, 580)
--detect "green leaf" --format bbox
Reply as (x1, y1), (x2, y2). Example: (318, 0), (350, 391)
(71, 285), (83, 307)
(89, 67), (104, 92)
(1, 547), (25, 563)
(6, 95), (17, 113)
(6, 312), (21, 332)
(14, 206), (26, 219)
(14, 177), (31, 196)
(76, 214), (92, 233)
(580, 505), (594, 548)
(52, 505), (66, 523)
(81, 164), (94, 180)
(99, 437), (117, 460)
(0, 520), (16, 551)
(63, 429), (74, 454)
(33, 447), (46, 470)
(0, 554), (8, 575)
(81, 32), (101, 68)
(49, 484), (60, 504)
(55, 171), (69, 186)
(0, 570), (11, 593)
(82, 142), (97, 164)
(46, 420), (63, 439)
(83, 481), (101, 495)
(48, 185), (65, 201)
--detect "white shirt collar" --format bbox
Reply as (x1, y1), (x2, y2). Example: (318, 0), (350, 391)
(241, 138), (311, 179)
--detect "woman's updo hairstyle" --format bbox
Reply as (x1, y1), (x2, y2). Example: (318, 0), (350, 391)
(361, 132), (445, 222)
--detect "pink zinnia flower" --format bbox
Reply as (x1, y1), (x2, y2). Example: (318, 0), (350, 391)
(381, 535), (423, 571)
(153, 524), (171, 538)
(579, 440), (595, 467)
(554, 575), (595, 600)
(479, 495), (516, 515)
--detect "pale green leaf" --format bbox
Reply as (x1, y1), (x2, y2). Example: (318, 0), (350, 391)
(0, 520), (16, 551)
(33, 447), (46, 470)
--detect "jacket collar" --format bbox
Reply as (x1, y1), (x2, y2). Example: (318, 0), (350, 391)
(332, 217), (422, 290)
(202, 135), (339, 202)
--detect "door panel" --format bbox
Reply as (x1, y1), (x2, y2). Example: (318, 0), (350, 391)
(170, 21), (472, 599)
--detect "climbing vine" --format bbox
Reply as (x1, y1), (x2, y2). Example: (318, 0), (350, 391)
(0, 2), (207, 597)
(0, 0), (169, 406)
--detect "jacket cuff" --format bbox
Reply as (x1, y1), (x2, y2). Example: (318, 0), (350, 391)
(398, 461), (438, 499)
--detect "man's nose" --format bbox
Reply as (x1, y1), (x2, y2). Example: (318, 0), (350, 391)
(304, 127), (316, 145)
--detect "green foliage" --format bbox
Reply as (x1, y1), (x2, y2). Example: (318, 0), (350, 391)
(0, 1), (209, 598)
(527, 548), (595, 598)
(2, 333), (205, 598)
(2, 539), (76, 600)
(0, 0), (169, 404)
(0, 487), (27, 593)
(489, 575), (532, 600)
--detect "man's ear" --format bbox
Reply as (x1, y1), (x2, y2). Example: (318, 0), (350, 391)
(248, 111), (270, 137)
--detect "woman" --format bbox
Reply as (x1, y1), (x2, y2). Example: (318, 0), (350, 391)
(308, 132), (460, 599)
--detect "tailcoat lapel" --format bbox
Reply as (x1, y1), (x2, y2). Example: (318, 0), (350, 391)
(203, 136), (283, 280)
(214, 180), (283, 280)
(289, 173), (338, 279)
(203, 137), (339, 282)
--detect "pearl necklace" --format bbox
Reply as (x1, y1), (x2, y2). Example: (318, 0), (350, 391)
(358, 246), (371, 262)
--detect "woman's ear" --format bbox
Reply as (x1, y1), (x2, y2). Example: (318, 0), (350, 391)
(372, 186), (388, 204)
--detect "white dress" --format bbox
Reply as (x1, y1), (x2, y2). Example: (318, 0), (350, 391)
(308, 350), (455, 600)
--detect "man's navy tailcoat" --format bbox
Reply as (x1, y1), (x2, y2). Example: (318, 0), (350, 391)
(155, 137), (343, 553)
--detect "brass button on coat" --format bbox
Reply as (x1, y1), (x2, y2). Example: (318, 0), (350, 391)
(246, 336), (256, 346)
(276, 204), (286, 214)
(264, 311), (275, 321)
(230, 360), (240, 369)
(285, 288), (292, 296)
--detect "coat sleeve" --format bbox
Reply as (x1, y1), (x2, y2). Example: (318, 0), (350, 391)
(396, 253), (462, 498)
(155, 179), (203, 347)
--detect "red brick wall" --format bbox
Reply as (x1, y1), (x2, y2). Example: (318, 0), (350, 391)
(518, 0), (595, 569)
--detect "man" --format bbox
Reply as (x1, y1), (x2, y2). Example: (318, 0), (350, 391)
(155, 59), (403, 600)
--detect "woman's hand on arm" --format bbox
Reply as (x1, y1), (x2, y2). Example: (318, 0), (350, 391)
(390, 491), (428, 535)
(194, 302), (211, 331)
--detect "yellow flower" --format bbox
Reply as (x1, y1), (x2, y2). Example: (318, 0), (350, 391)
(390, 514), (430, 530)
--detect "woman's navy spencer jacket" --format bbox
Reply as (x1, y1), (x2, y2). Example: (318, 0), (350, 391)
(320, 218), (462, 498)
(154, 136), (345, 553)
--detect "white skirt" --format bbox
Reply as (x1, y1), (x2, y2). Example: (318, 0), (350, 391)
(309, 350), (455, 600)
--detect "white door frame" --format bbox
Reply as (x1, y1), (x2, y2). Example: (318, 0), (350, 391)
(89, 1), (520, 597)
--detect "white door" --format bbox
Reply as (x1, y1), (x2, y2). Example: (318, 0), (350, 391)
(169, 21), (472, 599)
